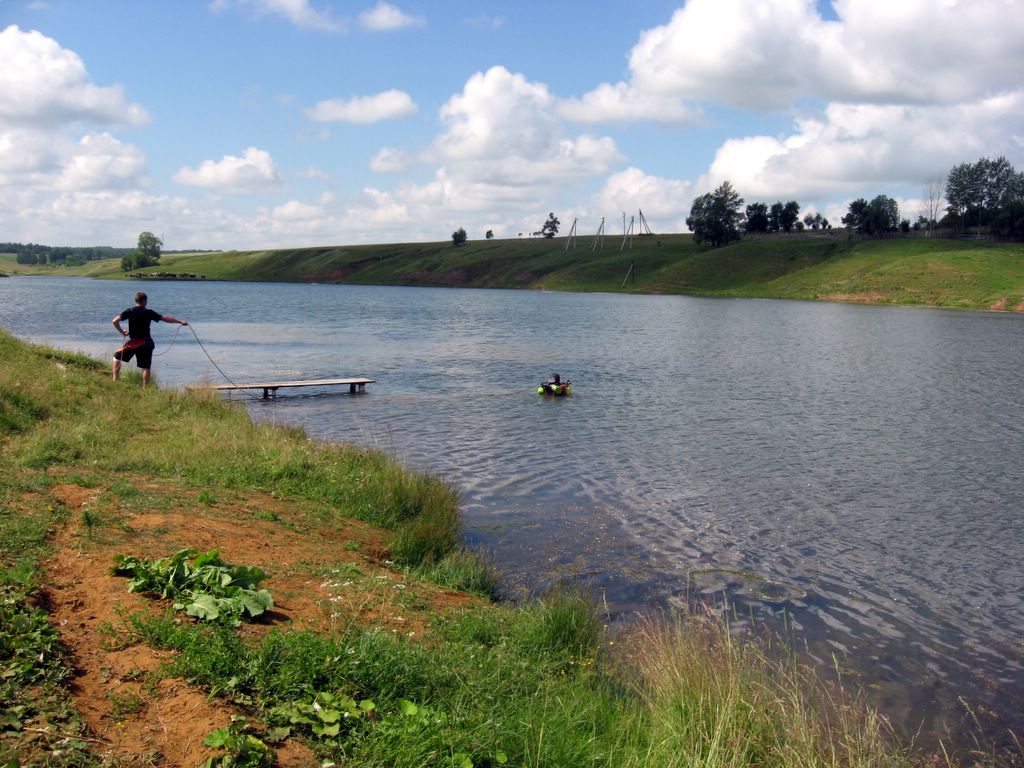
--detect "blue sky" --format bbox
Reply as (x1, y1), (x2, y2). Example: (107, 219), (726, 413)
(1, 0), (1022, 249)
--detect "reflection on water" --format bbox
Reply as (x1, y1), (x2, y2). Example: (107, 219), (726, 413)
(2, 276), (1023, 752)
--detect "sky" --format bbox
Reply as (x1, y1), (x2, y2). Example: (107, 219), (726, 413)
(1, 0), (1023, 250)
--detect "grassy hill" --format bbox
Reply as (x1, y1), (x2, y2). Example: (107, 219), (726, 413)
(6, 234), (1023, 310)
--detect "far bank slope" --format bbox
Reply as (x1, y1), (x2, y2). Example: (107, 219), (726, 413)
(14, 234), (1024, 310)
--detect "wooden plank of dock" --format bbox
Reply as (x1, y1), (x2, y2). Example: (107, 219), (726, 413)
(205, 377), (375, 398)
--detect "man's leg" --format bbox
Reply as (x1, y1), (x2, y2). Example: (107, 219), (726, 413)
(136, 346), (154, 388)
(112, 357), (121, 381)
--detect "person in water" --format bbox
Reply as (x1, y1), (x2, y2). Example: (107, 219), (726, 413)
(112, 291), (188, 387)
(541, 373), (569, 394)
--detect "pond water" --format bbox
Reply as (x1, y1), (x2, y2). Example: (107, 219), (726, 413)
(2, 276), (1023, 752)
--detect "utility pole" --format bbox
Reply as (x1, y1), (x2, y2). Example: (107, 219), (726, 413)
(620, 215), (634, 251)
(592, 218), (605, 251)
(564, 218), (578, 251)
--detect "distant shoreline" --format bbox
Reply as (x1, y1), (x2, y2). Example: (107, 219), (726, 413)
(4, 233), (1023, 312)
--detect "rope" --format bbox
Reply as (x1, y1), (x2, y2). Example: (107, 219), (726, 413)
(186, 325), (266, 401)
(152, 323), (182, 356)
(115, 323), (180, 357)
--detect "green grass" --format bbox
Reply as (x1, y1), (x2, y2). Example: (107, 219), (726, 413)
(112, 592), (918, 768)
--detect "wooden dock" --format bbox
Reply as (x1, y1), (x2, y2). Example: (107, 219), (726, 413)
(207, 377), (375, 398)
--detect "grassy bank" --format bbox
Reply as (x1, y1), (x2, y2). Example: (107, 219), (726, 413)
(0, 329), (966, 767)
(6, 234), (1023, 311)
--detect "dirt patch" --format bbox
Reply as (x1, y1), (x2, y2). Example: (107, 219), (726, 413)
(38, 474), (477, 767)
(819, 291), (891, 304)
(990, 297), (1009, 311)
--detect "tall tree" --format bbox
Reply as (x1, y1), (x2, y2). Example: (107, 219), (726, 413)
(768, 201), (784, 232)
(945, 161), (980, 233)
(780, 201), (800, 232)
(982, 156), (1015, 210)
(866, 195), (900, 235)
(990, 200), (1024, 241)
(451, 227), (467, 247)
(540, 212), (560, 239)
(122, 231), (162, 271)
(990, 169), (1024, 240)
(745, 202), (769, 232)
(841, 199), (868, 232)
(137, 232), (162, 264)
(803, 212), (828, 231)
(686, 181), (745, 248)
(945, 157), (1023, 236)
(921, 180), (944, 237)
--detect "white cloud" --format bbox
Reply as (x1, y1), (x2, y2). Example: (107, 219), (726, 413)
(0, 128), (60, 185)
(0, 187), (190, 246)
(700, 93), (1024, 201)
(558, 82), (701, 125)
(0, 129), (148, 192)
(431, 66), (622, 185)
(209, 0), (341, 31)
(345, 186), (411, 227)
(574, 0), (1024, 118)
(306, 90), (418, 123)
(0, 25), (148, 127)
(626, 0), (828, 111)
(327, 67), (630, 233)
(359, 2), (425, 31)
(273, 198), (323, 220)
(298, 166), (330, 180)
(370, 147), (408, 172)
(596, 168), (693, 228)
(56, 133), (147, 191)
(173, 147), (282, 192)
(824, 0), (1024, 104)
(0, 27), (154, 231)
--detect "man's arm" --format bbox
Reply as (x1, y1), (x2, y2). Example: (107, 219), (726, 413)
(112, 314), (128, 337)
(160, 314), (189, 326)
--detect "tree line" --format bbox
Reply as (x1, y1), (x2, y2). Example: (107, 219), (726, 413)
(6, 232), (218, 267)
(687, 156), (1024, 248)
(945, 156), (1024, 239)
(3, 242), (133, 265)
(687, 186), (908, 248)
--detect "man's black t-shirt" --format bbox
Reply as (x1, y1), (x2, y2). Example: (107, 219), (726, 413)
(119, 307), (163, 340)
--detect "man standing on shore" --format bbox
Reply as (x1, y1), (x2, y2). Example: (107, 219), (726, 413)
(112, 291), (188, 387)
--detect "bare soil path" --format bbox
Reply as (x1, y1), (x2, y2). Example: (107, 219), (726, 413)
(34, 475), (475, 767)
